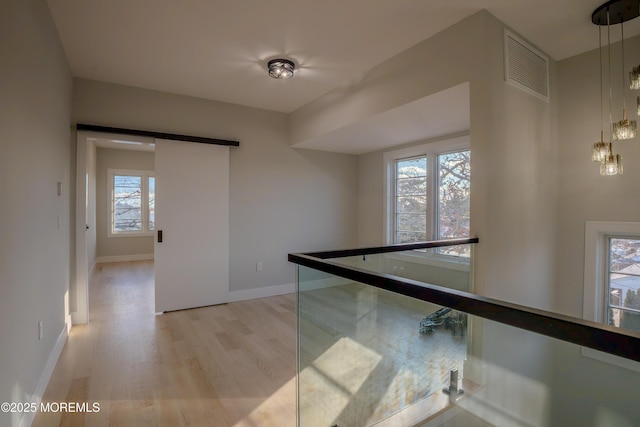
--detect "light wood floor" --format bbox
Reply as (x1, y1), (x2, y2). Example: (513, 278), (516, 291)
(32, 261), (296, 427)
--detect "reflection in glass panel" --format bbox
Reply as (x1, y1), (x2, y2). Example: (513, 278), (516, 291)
(330, 245), (472, 293)
(396, 231), (427, 243)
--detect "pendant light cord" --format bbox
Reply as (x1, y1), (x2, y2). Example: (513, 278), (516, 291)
(607, 10), (613, 137)
(621, 19), (627, 116)
(599, 26), (604, 139)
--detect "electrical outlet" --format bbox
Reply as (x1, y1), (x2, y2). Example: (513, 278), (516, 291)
(38, 320), (44, 340)
(256, 262), (263, 271)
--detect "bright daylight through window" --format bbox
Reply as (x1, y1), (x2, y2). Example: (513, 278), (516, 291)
(390, 137), (470, 258)
(109, 169), (155, 236)
(607, 238), (640, 333)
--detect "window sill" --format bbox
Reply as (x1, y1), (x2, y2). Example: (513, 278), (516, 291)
(108, 231), (154, 238)
(383, 251), (470, 272)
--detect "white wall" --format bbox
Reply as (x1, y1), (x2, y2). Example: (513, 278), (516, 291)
(555, 34), (640, 317)
(0, 1), (72, 426)
(294, 11), (559, 311)
(72, 79), (358, 293)
(95, 148), (155, 259)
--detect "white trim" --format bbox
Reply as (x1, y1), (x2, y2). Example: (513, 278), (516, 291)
(227, 283), (296, 303)
(75, 132), (89, 325)
(70, 311), (81, 325)
(96, 253), (154, 264)
(583, 221), (640, 371)
(16, 324), (68, 427)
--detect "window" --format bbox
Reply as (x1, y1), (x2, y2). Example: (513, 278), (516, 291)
(584, 221), (640, 371)
(108, 169), (155, 237)
(606, 238), (640, 333)
(385, 135), (470, 258)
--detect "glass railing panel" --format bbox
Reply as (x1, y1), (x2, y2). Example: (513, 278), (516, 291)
(414, 313), (640, 427)
(296, 260), (640, 427)
(297, 265), (469, 427)
(330, 243), (473, 293)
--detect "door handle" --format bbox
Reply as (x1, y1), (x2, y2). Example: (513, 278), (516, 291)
(158, 230), (163, 243)
(86, 224), (90, 230)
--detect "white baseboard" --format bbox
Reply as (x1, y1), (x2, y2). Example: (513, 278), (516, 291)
(225, 277), (352, 304)
(227, 283), (296, 303)
(70, 311), (81, 325)
(96, 253), (154, 263)
(17, 324), (69, 427)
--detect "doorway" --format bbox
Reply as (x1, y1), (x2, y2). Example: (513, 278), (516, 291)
(75, 130), (231, 323)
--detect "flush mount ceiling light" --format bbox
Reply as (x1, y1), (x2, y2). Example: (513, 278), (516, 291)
(268, 59), (295, 79)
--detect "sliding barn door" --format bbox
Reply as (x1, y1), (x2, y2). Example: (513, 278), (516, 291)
(154, 139), (229, 312)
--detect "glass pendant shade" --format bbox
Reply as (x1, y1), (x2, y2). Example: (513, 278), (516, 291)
(592, 132), (609, 162)
(631, 65), (640, 90)
(601, 153), (623, 175)
(612, 110), (637, 140)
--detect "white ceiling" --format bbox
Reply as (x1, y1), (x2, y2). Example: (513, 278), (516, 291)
(46, 0), (640, 115)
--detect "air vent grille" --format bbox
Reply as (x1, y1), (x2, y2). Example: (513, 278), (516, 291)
(504, 30), (549, 102)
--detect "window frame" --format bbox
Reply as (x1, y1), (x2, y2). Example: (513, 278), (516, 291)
(583, 221), (640, 371)
(606, 237), (640, 330)
(383, 135), (470, 266)
(107, 168), (155, 238)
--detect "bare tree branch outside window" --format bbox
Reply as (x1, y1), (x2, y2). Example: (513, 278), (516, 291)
(114, 176), (143, 232)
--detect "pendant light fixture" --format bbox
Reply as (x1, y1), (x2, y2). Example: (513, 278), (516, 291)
(631, 65), (640, 90)
(611, 19), (637, 140)
(591, 0), (639, 176)
(601, 143), (624, 175)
